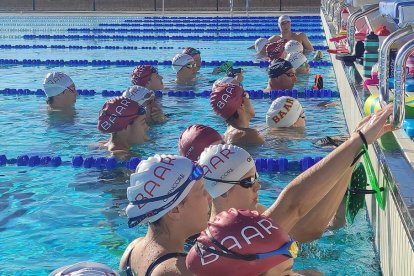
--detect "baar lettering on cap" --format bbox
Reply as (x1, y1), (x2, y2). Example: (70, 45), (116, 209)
(43, 72), (74, 97)
(210, 83), (244, 120)
(266, 96), (303, 128)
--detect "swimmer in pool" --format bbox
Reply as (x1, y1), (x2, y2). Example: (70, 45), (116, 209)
(268, 15), (314, 51)
(264, 58), (297, 92)
(266, 96), (344, 143)
(97, 96), (149, 159)
(287, 51), (310, 75)
(43, 72), (77, 111)
(123, 84), (166, 124)
(178, 124), (224, 161)
(120, 104), (395, 275)
(119, 155), (212, 276)
(172, 53), (198, 85)
(266, 39), (287, 61)
(252, 37), (269, 57)
(183, 47), (202, 72)
(211, 83), (264, 145)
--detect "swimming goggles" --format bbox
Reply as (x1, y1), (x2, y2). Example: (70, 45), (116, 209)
(284, 72), (296, 78)
(299, 110), (305, 119)
(204, 172), (259, 189)
(299, 62), (308, 68)
(184, 63), (197, 69)
(196, 228), (298, 260)
(128, 164), (204, 227)
(226, 67), (243, 77)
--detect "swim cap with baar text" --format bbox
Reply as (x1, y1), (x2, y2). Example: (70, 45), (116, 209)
(186, 208), (293, 276)
(126, 155), (199, 226)
(210, 83), (244, 120)
(198, 144), (255, 198)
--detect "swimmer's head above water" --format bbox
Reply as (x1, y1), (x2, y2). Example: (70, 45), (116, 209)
(186, 208), (297, 276)
(266, 96), (305, 128)
(183, 47), (202, 71)
(43, 72), (77, 110)
(97, 96), (149, 146)
(172, 53), (198, 84)
(254, 37), (269, 56)
(131, 65), (164, 91)
(267, 59), (297, 91)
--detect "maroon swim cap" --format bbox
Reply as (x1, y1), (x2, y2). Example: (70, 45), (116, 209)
(97, 97), (144, 134)
(131, 65), (157, 86)
(178, 124), (223, 161)
(266, 40), (286, 60)
(182, 47), (201, 57)
(210, 83), (244, 120)
(186, 209), (293, 276)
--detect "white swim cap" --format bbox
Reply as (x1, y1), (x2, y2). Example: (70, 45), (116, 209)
(254, 37), (269, 53)
(284, 40), (304, 54)
(286, 52), (307, 70)
(122, 85), (154, 105)
(266, 96), (303, 128)
(43, 72), (74, 97)
(198, 144), (255, 198)
(278, 15), (291, 27)
(212, 77), (236, 92)
(172, 53), (195, 73)
(126, 155), (202, 227)
(49, 261), (118, 276)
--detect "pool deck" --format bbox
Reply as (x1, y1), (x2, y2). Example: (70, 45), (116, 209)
(322, 10), (414, 276)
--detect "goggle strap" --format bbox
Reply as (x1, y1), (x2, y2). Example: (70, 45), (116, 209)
(204, 228), (256, 261)
(131, 179), (187, 205)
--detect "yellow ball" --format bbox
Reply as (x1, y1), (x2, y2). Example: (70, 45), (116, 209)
(364, 95), (382, 115)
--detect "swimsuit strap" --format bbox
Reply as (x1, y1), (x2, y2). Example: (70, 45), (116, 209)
(124, 246), (135, 276)
(145, 252), (187, 276)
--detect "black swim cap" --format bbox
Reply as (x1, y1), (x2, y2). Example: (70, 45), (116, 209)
(268, 58), (293, 78)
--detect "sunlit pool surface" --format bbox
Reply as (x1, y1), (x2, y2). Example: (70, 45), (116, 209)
(0, 16), (380, 275)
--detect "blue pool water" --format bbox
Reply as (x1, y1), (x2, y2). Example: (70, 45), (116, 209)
(0, 16), (380, 275)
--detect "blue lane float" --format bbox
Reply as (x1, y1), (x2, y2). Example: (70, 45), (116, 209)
(0, 154), (324, 172)
(0, 58), (331, 67)
(66, 27), (324, 33)
(99, 23), (322, 28)
(0, 88), (339, 99)
(0, 44), (329, 51)
(22, 34), (326, 41)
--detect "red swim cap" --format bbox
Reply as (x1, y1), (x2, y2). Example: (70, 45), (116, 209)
(186, 209), (293, 276)
(178, 124), (223, 161)
(182, 47), (201, 56)
(97, 97), (144, 134)
(210, 83), (244, 120)
(131, 65), (157, 86)
(266, 40), (286, 60)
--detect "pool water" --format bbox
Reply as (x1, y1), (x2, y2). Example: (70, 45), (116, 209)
(0, 15), (380, 275)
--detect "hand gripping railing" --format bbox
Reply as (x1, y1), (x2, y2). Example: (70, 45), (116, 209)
(347, 4), (379, 52)
(392, 39), (414, 128)
(378, 25), (412, 107)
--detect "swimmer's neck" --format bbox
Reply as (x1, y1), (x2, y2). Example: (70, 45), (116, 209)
(48, 105), (75, 113)
(106, 135), (131, 154)
(146, 226), (186, 252)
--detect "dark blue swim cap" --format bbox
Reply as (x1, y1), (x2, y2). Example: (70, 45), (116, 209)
(268, 58), (293, 78)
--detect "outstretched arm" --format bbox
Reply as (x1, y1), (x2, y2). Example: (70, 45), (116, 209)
(289, 165), (354, 242)
(263, 105), (394, 234)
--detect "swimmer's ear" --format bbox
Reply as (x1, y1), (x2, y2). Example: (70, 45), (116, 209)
(167, 206), (181, 221)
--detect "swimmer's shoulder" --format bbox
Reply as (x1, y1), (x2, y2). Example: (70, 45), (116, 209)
(151, 255), (191, 276)
(225, 128), (264, 145)
(119, 237), (144, 270)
